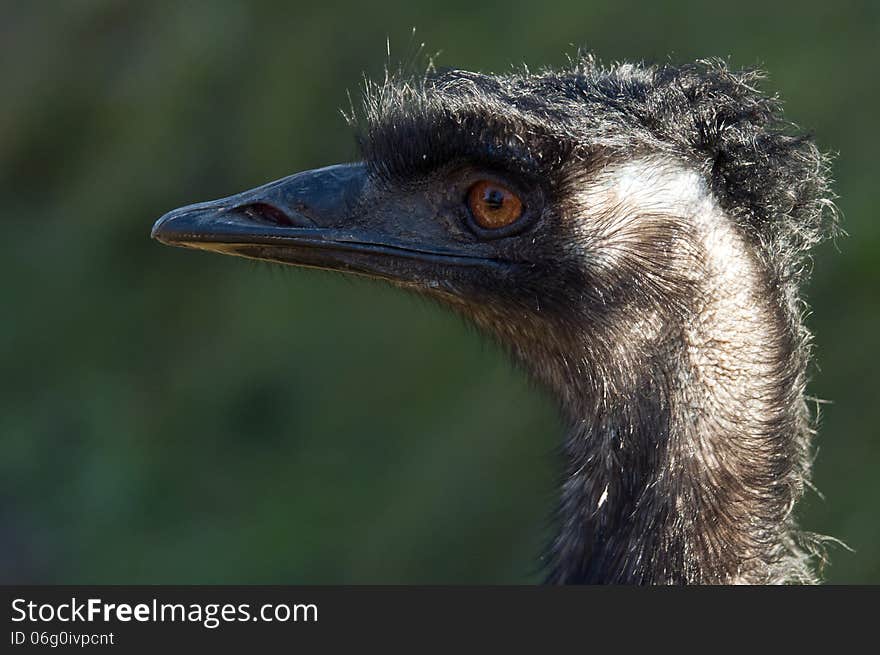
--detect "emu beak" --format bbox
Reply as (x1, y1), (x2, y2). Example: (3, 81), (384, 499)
(151, 163), (500, 285)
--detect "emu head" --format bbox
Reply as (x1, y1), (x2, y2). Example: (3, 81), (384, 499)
(153, 57), (835, 584)
(152, 58), (830, 413)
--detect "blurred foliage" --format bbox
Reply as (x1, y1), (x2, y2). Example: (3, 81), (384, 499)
(1, 0), (877, 583)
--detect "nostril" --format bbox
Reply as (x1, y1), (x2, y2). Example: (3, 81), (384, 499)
(236, 202), (299, 228)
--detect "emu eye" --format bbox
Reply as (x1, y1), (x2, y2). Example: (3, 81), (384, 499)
(467, 180), (523, 230)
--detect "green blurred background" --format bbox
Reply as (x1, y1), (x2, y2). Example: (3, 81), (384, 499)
(2, 1), (877, 583)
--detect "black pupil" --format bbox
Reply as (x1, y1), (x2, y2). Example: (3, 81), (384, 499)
(484, 189), (504, 210)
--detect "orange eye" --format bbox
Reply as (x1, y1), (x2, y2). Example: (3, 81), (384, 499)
(467, 180), (523, 230)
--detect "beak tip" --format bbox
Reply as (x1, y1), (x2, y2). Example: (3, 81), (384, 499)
(151, 208), (188, 245)
(150, 215), (169, 243)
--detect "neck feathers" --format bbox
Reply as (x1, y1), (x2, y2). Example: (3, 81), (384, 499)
(539, 159), (817, 583)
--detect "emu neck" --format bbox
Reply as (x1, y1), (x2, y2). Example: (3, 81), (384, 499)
(542, 162), (811, 584)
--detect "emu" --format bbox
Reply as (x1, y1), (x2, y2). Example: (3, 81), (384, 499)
(152, 56), (836, 584)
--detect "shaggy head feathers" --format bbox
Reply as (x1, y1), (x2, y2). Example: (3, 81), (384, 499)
(354, 55), (837, 291)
